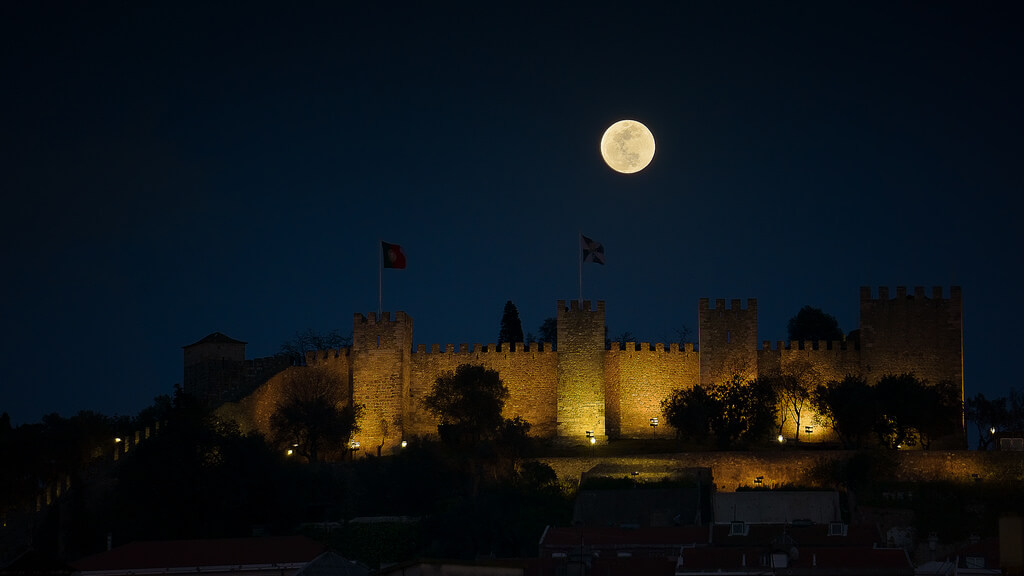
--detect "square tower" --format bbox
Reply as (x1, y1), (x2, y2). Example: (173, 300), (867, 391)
(556, 300), (607, 443)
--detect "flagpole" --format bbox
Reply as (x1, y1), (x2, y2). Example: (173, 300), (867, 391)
(578, 231), (583, 305)
(378, 240), (383, 318)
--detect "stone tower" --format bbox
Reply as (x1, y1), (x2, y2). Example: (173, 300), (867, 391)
(699, 298), (758, 387)
(556, 300), (606, 443)
(350, 311), (413, 452)
(182, 332), (247, 405)
(859, 286), (963, 388)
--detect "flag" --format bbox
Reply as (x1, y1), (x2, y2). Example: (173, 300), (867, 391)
(581, 235), (605, 265)
(382, 241), (406, 269)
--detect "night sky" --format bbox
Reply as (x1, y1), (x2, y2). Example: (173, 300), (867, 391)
(2, 2), (1021, 425)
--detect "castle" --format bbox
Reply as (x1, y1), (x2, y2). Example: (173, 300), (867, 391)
(186, 286), (964, 450)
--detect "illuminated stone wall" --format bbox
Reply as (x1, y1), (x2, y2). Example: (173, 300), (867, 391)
(405, 342), (559, 438)
(604, 342), (699, 438)
(350, 312), (413, 450)
(539, 450), (1023, 492)
(699, 299), (758, 386)
(859, 286), (963, 388)
(556, 300), (608, 443)
(225, 286), (964, 451)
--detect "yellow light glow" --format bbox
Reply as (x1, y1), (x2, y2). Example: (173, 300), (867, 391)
(600, 120), (655, 174)
(590, 436), (596, 445)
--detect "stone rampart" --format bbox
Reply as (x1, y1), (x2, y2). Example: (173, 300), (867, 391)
(221, 287), (964, 451)
(538, 450), (1024, 493)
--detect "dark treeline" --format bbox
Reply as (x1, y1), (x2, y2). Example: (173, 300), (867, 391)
(662, 373), (963, 450)
(1, 376), (572, 568)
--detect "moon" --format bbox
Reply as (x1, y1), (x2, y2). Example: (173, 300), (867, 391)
(600, 120), (656, 174)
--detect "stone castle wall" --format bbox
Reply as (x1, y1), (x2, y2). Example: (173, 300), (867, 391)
(221, 286), (964, 451)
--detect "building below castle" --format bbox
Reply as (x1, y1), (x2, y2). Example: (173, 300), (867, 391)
(188, 286), (963, 450)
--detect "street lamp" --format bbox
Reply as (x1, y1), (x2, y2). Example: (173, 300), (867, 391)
(349, 440), (361, 460)
(650, 417), (659, 438)
(586, 431), (596, 445)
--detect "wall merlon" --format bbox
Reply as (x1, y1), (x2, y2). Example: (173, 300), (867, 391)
(897, 286), (907, 298)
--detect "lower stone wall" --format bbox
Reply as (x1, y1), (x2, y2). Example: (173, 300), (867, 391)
(538, 451), (1024, 492)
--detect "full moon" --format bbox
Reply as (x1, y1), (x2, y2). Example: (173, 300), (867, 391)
(600, 119), (656, 174)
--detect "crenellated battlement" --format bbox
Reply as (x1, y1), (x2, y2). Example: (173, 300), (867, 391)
(354, 310), (412, 325)
(305, 347), (352, 365)
(217, 288), (964, 450)
(699, 297), (757, 311)
(606, 342), (696, 353)
(859, 285), (961, 302)
(557, 299), (606, 313)
(413, 342), (554, 355)
(760, 340), (853, 351)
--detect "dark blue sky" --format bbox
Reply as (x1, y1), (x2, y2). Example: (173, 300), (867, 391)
(2, 2), (1021, 425)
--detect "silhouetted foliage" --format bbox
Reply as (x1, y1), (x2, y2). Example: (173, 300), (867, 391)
(787, 305), (843, 344)
(497, 300), (524, 345)
(536, 317), (557, 348)
(277, 328), (351, 365)
(766, 374), (811, 441)
(662, 385), (715, 444)
(812, 376), (876, 448)
(662, 377), (777, 449)
(966, 392), (1011, 449)
(423, 364), (510, 448)
(270, 365), (362, 463)
(871, 374), (961, 449)
(709, 376), (778, 448)
(113, 387), (309, 542)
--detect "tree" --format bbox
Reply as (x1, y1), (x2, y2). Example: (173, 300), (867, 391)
(966, 392), (1011, 450)
(536, 317), (557, 348)
(270, 365), (362, 463)
(709, 376), (778, 448)
(812, 376), (876, 448)
(768, 374), (811, 441)
(423, 364), (510, 448)
(278, 328), (351, 365)
(873, 373), (924, 449)
(662, 377), (777, 449)
(787, 306), (843, 345)
(661, 385), (717, 444)
(498, 300), (525, 346)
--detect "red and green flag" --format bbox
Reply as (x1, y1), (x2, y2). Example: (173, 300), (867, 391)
(382, 241), (407, 269)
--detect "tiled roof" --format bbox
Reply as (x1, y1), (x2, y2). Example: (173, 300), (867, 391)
(710, 523), (880, 547)
(183, 332), (247, 348)
(678, 546), (913, 573)
(541, 525), (709, 548)
(72, 536), (325, 572)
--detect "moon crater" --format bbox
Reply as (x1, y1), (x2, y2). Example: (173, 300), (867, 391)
(600, 120), (655, 174)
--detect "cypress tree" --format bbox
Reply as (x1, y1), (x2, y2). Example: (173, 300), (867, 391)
(498, 300), (525, 345)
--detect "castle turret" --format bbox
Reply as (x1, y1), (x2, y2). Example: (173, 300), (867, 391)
(183, 332), (247, 405)
(350, 311), (413, 453)
(699, 298), (758, 387)
(556, 300), (607, 443)
(859, 286), (963, 388)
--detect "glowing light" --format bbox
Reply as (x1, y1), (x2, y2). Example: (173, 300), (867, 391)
(286, 449), (294, 456)
(401, 440), (408, 448)
(590, 436), (596, 445)
(600, 120), (655, 174)
(777, 435), (785, 443)
(114, 437), (122, 443)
